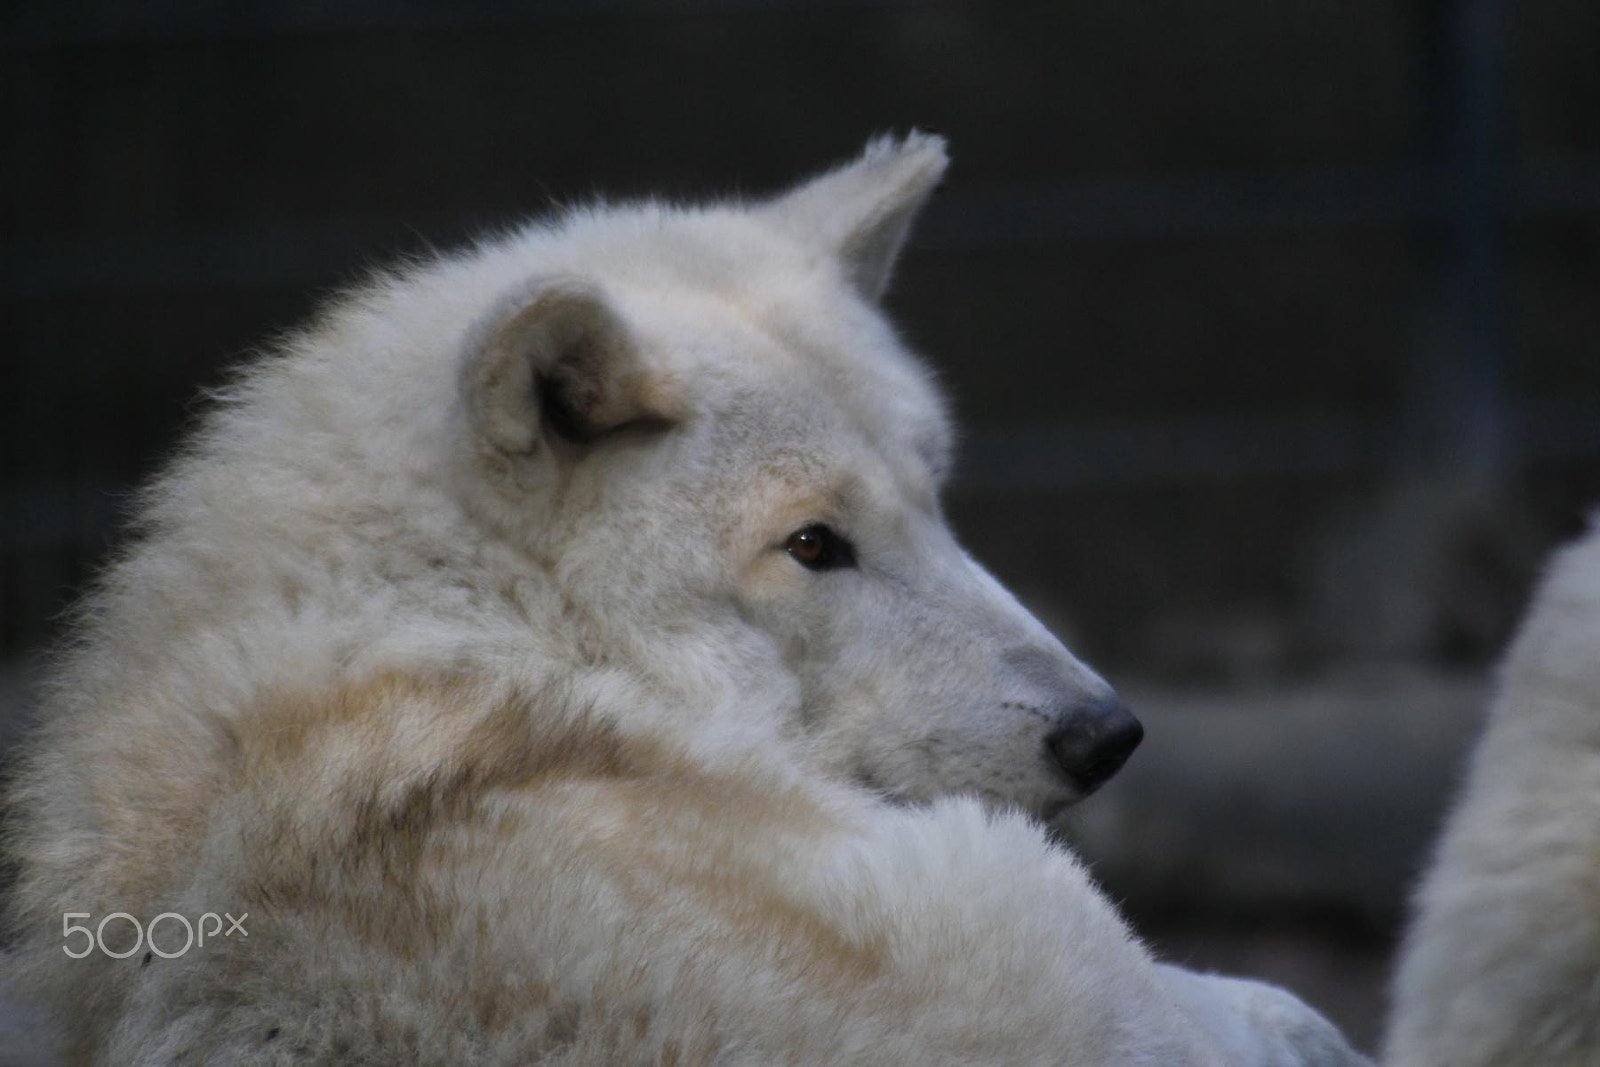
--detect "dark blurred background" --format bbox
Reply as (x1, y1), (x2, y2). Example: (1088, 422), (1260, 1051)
(3, 0), (1598, 1055)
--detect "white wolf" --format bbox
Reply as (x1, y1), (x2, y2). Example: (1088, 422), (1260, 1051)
(1387, 518), (1600, 1066)
(6, 134), (1366, 1065)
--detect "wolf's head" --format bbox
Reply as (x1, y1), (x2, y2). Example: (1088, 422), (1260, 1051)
(453, 134), (1140, 817)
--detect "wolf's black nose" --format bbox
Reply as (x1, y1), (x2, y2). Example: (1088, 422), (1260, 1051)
(1044, 696), (1143, 793)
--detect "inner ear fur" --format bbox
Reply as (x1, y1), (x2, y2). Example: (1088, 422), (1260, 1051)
(462, 277), (680, 456)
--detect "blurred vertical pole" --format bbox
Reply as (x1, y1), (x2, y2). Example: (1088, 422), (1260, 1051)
(1414, 0), (1510, 484)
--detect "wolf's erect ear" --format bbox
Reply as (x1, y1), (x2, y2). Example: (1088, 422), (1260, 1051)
(462, 278), (680, 457)
(766, 131), (948, 301)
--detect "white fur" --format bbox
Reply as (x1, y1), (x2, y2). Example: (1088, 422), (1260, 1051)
(1386, 518), (1600, 1065)
(6, 134), (1366, 1065)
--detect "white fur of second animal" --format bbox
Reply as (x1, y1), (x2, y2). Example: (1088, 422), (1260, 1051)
(1387, 519), (1600, 1067)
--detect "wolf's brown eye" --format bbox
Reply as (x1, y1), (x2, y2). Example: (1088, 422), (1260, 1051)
(785, 525), (856, 571)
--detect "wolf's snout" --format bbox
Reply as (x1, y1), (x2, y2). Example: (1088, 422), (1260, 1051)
(1044, 696), (1143, 793)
